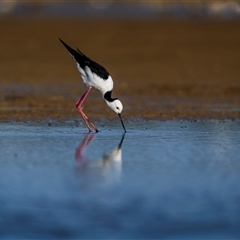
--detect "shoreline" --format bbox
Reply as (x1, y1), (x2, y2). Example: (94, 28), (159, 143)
(1, 17), (240, 121)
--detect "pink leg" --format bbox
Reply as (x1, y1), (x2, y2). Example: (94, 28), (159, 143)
(79, 111), (93, 132)
(76, 87), (99, 132)
(80, 111), (99, 132)
(76, 87), (92, 108)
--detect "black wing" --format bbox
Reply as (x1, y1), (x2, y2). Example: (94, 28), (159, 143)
(59, 38), (109, 80)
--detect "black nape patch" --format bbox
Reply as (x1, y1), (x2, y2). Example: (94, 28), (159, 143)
(104, 91), (117, 102)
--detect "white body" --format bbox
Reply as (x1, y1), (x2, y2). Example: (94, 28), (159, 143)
(76, 64), (113, 95)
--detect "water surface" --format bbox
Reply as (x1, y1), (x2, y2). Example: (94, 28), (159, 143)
(0, 120), (240, 239)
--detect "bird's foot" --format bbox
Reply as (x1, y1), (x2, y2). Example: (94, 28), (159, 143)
(87, 127), (99, 133)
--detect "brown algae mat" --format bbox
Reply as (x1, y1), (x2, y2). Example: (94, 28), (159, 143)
(1, 17), (240, 121)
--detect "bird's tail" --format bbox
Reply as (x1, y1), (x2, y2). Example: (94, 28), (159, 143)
(59, 38), (84, 57)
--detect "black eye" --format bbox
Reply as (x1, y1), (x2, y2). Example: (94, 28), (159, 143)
(116, 107), (119, 110)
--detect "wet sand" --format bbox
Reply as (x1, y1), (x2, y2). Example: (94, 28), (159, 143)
(1, 17), (240, 121)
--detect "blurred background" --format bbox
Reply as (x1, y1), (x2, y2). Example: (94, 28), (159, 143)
(1, 1), (240, 120)
(1, 1), (240, 18)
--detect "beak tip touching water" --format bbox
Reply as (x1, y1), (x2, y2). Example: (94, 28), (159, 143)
(118, 113), (126, 132)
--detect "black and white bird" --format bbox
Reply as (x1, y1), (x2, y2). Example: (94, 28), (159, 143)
(59, 39), (126, 133)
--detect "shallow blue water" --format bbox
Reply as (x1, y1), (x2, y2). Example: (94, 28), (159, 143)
(0, 120), (240, 239)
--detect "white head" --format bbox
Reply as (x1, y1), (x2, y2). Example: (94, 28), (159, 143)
(106, 99), (123, 114)
(105, 99), (126, 132)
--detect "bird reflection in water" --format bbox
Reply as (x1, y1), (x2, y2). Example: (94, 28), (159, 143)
(75, 133), (125, 184)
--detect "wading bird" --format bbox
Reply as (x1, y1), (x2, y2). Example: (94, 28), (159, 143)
(59, 39), (126, 133)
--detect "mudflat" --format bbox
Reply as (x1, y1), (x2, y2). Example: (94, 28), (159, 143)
(1, 17), (240, 121)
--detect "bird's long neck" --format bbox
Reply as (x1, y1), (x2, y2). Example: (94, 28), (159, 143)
(103, 91), (117, 102)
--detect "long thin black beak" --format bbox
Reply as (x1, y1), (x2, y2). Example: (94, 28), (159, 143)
(118, 113), (126, 132)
